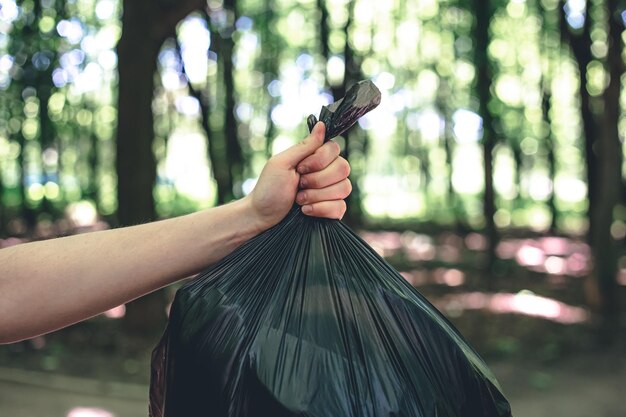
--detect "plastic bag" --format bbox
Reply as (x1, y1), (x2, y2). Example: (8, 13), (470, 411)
(149, 80), (512, 417)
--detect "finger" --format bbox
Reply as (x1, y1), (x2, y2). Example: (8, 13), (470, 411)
(296, 140), (341, 175)
(272, 122), (325, 168)
(301, 200), (347, 219)
(296, 179), (352, 206)
(299, 157), (350, 189)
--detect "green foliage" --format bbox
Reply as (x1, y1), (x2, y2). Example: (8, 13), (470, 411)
(0, 0), (621, 237)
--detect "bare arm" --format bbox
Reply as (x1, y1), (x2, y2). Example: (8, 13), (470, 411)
(0, 122), (352, 344)
(0, 199), (262, 343)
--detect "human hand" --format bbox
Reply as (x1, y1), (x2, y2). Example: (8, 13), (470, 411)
(246, 122), (352, 232)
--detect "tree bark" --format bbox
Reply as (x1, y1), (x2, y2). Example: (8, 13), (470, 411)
(473, 0), (498, 285)
(436, 79), (464, 228)
(591, 0), (622, 331)
(261, 2), (280, 159)
(559, 1), (597, 241)
(175, 17), (231, 205)
(510, 141), (522, 208)
(10, 0), (43, 231)
(559, 0), (621, 330)
(542, 88), (558, 232)
(116, 0), (205, 226)
(116, 0), (204, 335)
(315, 0), (366, 225)
(116, 2), (161, 227)
(208, 23), (231, 204)
(116, 1), (166, 335)
(537, 0), (559, 232)
(222, 0), (243, 200)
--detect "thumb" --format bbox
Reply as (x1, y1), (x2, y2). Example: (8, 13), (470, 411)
(274, 121), (325, 168)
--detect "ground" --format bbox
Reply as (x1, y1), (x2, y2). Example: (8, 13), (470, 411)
(1, 229), (625, 416)
(1, 336), (624, 417)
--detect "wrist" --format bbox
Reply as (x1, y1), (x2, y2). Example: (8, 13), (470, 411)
(238, 195), (270, 236)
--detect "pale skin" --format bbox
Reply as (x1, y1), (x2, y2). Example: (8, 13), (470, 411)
(0, 122), (351, 344)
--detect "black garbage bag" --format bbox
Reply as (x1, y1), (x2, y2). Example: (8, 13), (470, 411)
(149, 80), (512, 417)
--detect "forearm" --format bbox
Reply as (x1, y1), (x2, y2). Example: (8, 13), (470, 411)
(0, 197), (262, 344)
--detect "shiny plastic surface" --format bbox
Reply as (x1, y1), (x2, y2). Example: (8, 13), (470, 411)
(306, 80), (381, 142)
(149, 80), (512, 417)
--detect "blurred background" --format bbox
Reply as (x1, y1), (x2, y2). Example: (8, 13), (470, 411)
(0, 0), (625, 416)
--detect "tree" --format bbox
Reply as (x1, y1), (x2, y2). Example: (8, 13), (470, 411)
(9, 0), (48, 231)
(317, 0), (366, 225)
(538, 0), (560, 232)
(177, 10), (234, 205)
(473, 0), (498, 284)
(116, 0), (206, 334)
(116, 0), (206, 227)
(259, 3), (281, 160)
(221, 0), (244, 200)
(559, 0), (622, 331)
(591, 0), (623, 330)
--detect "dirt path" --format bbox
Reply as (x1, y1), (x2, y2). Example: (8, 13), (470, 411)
(1, 351), (625, 417)
(494, 350), (626, 417)
(0, 367), (147, 417)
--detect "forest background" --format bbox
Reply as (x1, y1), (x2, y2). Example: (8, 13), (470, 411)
(0, 0), (625, 416)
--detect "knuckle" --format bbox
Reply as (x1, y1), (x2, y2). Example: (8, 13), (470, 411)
(311, 158), (325, 172)
(305, 154), (322, 172)
(306, 174), (318, 188)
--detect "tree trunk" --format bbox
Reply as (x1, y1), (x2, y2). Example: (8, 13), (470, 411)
(261, 2), (280, 159)
(36, 78), (55, 217)
(559, 0), (621, 330)
(591, 0), (622, 332)
(436, 79), (464, 228)
(116, 1), (161, 227)
(116, 0), (205, 335)
(559, 0), (597, 242)
(86, 128), (99, 207)
(175, 18), (231, 205)
(222, 0), (243, 200)
(11, 0), (42, 232)
(474, 0), (497, 285)
(510, 141), (522, 208)
(341, 1), (366, 226)
(538, 0), (559, 233)
(542, 89), (558, 232)
(116, 0), (165, 335)
(207, 25), (230, 205)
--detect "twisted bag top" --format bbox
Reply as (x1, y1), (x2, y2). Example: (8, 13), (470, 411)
(149, 80), (512, 417)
